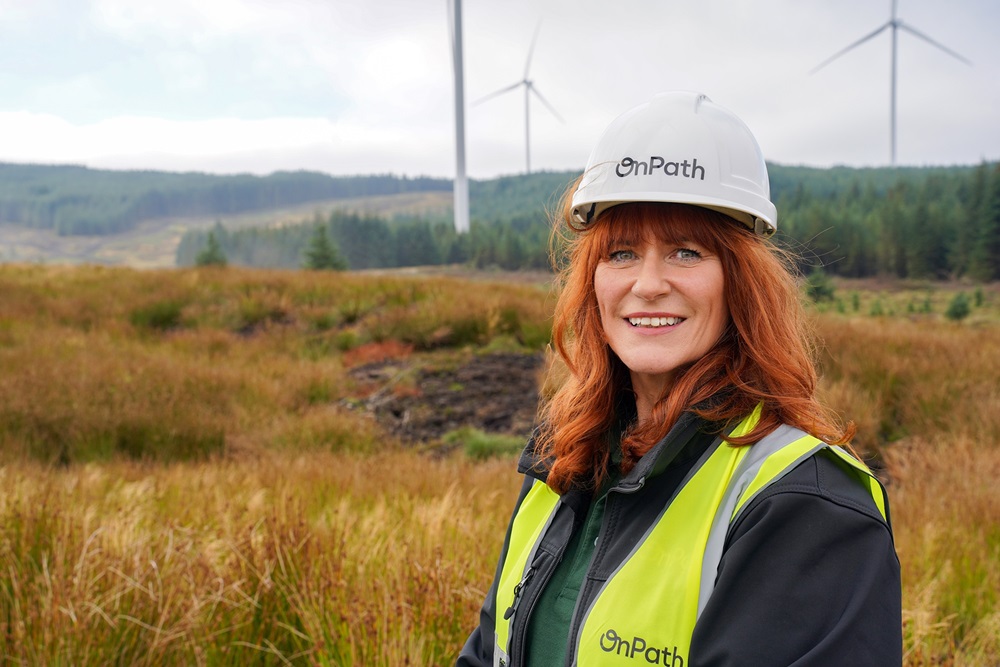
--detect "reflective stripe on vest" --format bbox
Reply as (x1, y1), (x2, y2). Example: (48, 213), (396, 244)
(493, 409), (886, 667)
(494, 479), (561, 667)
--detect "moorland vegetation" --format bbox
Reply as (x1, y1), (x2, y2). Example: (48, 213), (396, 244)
(0, 264), (997, 664)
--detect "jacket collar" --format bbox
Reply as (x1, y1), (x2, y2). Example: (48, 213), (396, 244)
(516, 411), (717, 492)
(614, 411), (709, 492)
(516, 429), (550, 481)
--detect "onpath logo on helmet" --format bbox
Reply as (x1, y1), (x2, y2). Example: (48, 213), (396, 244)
(615, 156), (706, 181)
(571, 92), (776, 234)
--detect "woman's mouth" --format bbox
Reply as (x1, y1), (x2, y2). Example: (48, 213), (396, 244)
(628, 316), (684, 328)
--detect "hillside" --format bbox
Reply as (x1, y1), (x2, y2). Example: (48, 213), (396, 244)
(0, 191), (457, 267)
(0, 163), (451, 235)
(0, 163), (577, 267)
(1, 161), (998, 282)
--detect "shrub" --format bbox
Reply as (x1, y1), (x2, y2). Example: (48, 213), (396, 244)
(129, 300), (185, 331)
(946, 292), (971, 321)
(310, 311), (338, 332)
(805, 268), (836, 303)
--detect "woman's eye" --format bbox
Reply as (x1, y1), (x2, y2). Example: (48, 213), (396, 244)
(674, 248), (702, 262)
(609, 249), (636, 263)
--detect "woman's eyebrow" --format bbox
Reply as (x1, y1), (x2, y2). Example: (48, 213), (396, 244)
(607, 237), (635, 247)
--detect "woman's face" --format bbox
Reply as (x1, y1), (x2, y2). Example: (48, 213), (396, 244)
(593, 221), (729, 402)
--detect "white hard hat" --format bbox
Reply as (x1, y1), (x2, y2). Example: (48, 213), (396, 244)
(571, 91), (777, 236)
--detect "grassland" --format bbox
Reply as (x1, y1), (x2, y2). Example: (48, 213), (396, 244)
(0, 265), (998, 665)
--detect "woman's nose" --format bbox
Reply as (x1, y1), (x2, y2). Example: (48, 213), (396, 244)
(630, 256), (671, 301)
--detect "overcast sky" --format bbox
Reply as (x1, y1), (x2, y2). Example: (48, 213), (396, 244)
(1, 0), (998, 180)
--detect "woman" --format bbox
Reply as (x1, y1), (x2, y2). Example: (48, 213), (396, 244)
(457, 92), (901, 666)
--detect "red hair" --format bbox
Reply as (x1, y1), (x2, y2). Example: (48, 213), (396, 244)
(539, 193), (853, 493)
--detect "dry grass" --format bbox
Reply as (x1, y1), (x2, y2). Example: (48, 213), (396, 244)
(0, 264), (998, 664)
(2, 440), (996, 665)
(886, 439), (1000, 665)
(816, 315), (1000, 455)
(0, 451), (521, 665)
(810, 301), (1000, 664)
(0, 264), (552, 465)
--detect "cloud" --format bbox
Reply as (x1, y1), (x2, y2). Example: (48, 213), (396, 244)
(90, 0), (292, 44)
(0, 111), (458, 176)
(0, 0), (997, 177)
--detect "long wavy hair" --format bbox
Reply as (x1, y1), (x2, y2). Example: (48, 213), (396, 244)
(537, 190), (853, 494)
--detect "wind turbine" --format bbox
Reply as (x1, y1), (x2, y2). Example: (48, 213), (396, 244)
(474, 23), (564, 174)
(811, 0), (971, 165)
(448, 0), (469, 234)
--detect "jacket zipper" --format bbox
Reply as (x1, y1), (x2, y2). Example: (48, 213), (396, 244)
(504, 567), (535, 621)
(507, 552), (562, 667)
(563, 478), (646, 666)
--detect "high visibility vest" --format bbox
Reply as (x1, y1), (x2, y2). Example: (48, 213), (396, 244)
(493, 407), (888, 667)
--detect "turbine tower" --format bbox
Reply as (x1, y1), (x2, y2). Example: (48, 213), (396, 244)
(474, 23), (563, 174)
(811, 0), (971, 165)
(448, 0), (469, 234)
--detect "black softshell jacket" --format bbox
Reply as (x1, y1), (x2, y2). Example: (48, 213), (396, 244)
(456, 412), (902, 666)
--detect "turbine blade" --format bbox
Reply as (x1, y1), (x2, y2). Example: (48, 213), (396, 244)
(897, 21), (973, 65)
(809, 22), (891, 74)
(472, 81), (524, 106)
(524, 20), (542, 79)
(530, 85), (564, 123)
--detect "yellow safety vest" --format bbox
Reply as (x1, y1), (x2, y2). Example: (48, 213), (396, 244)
(492, 407), (887, 667)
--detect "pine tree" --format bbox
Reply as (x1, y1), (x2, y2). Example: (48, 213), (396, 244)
(396, 221), (441, 267)
(195, 229), (228, 267)
(302, 224), (346, 270)
(882, 189), (909, 278)
(969, 165), (1000, 282)
(952, 163), (988, 276)
(328, 212), (394, 269)
(907, 190), (939, 278)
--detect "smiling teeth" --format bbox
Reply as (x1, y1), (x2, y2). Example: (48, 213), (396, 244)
(629, 316), (683, 327)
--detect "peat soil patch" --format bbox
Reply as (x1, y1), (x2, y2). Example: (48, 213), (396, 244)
(349, 352), (543, 446)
